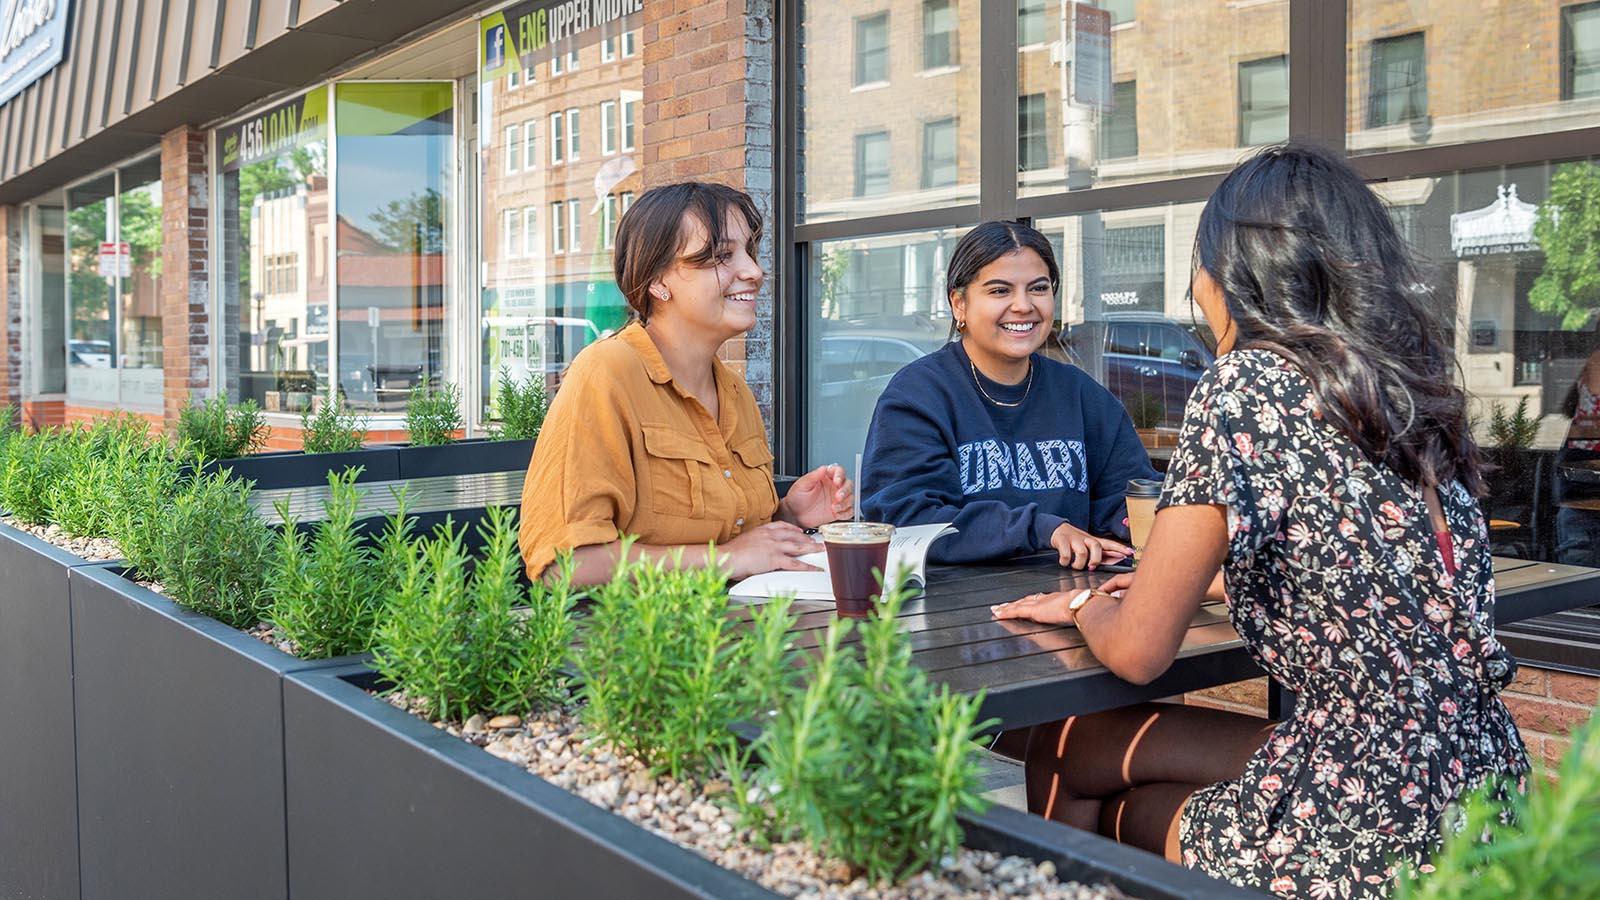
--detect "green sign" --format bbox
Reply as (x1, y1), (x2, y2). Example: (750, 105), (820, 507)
(220, 87), (329, 173)
(480, 0), (644, 81)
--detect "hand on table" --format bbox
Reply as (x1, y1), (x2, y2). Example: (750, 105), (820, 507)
(778, 464), (855, 529)
(721, 522), (823, 579)
(989, 573), (1130, 626)
(1049, 522), (1130, 570)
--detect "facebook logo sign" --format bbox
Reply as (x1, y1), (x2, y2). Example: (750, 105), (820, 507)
(485, 24), (507, 72)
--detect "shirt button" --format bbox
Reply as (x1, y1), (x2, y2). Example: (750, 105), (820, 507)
(735, 517), (745, 526)
(723, 469), (732, 478)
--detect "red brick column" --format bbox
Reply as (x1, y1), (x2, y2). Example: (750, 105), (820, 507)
(641, 0), (776, 430)
(160, 125), (210, 432)
(0, 204), (21, 419)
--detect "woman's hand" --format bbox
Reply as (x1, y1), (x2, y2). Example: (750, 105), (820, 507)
(989, 591), (1080, 625)
(1050, 522), (1130, 570)
(720, 522), (824, 579)
(776, 464), (854, 529)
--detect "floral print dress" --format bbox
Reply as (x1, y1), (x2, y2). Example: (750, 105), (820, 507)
(1160, 349), (1530, 899)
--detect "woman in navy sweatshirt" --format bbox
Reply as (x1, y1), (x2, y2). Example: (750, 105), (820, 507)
(860, 220), (1157, 566)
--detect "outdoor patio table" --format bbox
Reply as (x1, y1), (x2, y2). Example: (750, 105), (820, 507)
(738, 554), (1600, 731)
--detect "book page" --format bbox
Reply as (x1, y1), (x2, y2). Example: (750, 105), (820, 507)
(729, 523), (957, 602)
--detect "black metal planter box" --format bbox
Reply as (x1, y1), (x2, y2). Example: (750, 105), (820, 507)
(284, 665), (1258, 900)
(203, 446), (402, 490)
(0, 523), (101, 900)
(394, 437), (534, 479)
(67, 565), (364, 900)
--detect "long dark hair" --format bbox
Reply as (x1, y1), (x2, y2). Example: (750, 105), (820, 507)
(613, 181), (763, 324)
(1195, 142), (1483, 495)
(946, 219), (1061, 300)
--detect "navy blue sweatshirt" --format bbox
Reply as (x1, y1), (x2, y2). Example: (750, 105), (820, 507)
(860, 341), (1157, 564)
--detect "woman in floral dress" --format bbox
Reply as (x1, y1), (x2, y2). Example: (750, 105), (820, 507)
(992, 143), (1530, 898)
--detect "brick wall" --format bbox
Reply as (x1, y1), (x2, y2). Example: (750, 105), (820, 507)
(641, 0), (777, 436)
(1184, 665), (1600, 775)
(0, 204), (21, 416)
(160, 125), (211, 433)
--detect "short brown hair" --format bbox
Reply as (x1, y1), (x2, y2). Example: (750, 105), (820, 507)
(613, 182), (763, 324)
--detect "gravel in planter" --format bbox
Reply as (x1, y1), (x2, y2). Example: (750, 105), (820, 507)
(382, 693), (1128, 900)
(3, 519), (121, 561)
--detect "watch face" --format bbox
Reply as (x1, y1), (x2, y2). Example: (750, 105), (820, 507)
(1068, 588), (1093, 610)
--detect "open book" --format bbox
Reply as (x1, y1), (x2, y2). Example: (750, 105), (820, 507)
(728, 523), (958, 603)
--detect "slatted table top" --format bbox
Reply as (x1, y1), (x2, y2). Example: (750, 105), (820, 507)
(750, 553), (1600, 731)
(251, 471), (525, 525)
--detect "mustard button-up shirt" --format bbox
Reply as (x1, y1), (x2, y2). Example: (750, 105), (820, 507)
(518, 322), (779, 578)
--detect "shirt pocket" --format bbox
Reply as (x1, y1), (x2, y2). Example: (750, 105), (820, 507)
(641, 424), (710, 518)
(731, 435), (778, 513)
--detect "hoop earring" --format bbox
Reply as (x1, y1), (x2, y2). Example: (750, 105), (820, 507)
(956, 318), (966, 333)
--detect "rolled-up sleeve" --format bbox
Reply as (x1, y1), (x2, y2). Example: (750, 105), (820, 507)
(518, 357), (638, 578)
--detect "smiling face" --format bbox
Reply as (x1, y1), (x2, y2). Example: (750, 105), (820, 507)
(951, 248), (1056, 380)
(649, 207), (764, 344)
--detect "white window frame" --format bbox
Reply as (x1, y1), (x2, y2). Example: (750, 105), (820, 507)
(522, 119), (537, 170)
(621, 190), (635, 215)
(601, 35), (617, 62)
(621, 96), (638, 152)
(504, 208), (519, 258)
(504, 124), (519, 173)
(522, 206), (537, 257)
(601, 100), (618, 155)
(567, 48), (580, 70)
(601, 194), (617, 250)
(550, 201), (566, 253)
(622, 31), (636, 57)
(551, 52), (564, 76)
(550, 112), (565, 164)
(507, 67), (520, 90)
(567, 198), (581, 252)
(566, 108), (581, 160)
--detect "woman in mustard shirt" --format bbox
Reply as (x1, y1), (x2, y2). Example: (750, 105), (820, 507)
(519, 182), (853, 585)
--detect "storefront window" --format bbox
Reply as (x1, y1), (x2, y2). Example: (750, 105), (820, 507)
(333, 81), (453, 412)
(476, 1), (643, 422)
(34, 205), (66, 394)
(800, 2), (980, 222)
(1349, 2), (1600, 154)
(218, 88), (330, 414)
(1016, 1), (1289, 196)
(805, 228), (967, 467)
(63, 158), (164, 409)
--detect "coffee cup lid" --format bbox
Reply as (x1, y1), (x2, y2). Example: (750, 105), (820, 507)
(1126, 478), (1162, 498)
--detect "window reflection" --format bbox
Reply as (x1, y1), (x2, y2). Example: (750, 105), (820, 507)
(66, 175), (116, 403)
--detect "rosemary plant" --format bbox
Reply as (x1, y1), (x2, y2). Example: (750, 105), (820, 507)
(575, 549), (764, 779)
(373, 506), (575, 720)
(270, 468), (394, 659)
(140, 471), (275, 629)
(299, 390), (369, 454)
(1, 429), (66, 524)
(489, 366), (548, 442)
(754, 575), (993, 883)
(404, 377), (463, 447)
(176, 393), (270, 461)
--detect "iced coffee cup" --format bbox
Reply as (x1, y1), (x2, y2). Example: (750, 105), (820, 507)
(817, 522), (895, 618)
(1125, 478), (1162, 566)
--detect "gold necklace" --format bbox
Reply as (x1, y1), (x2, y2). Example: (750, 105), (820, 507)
(970, 357), (1034, 408)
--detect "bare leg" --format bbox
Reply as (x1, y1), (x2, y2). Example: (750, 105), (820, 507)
(1017, 703), (1274, 860)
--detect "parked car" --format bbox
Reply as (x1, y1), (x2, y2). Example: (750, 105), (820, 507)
(69, 339), (112, 368)
(1058, 313), (1216, 428)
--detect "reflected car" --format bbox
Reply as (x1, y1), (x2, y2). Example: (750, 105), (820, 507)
(815, 332), (937, 429)
(69, 339), (112, 368)
(1058, 313), (1216, 427)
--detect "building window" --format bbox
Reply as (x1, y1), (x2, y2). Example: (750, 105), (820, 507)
(551, 201), (565, 253)
(1018, 0), (1048, 46)
(566, 108), (581, 160)
(921, 117), (958, 189)
(621, 190), (635, 215)
(523, 206), (537, 257)
(1368, 32), (1427, 127)
(507, 67), (520, 90)
(504, 208), (519, 258)
(567, 198), (582, 252)
(567, 48), (580, 70)
(504, 124), (519, 173)
(1102, 0), (1134, 25)
(523, 120), (537, 170)
(1563, 1), (1600, 99)
(551, 53), (564, 76)
(622, 97), (638, 151)
(1100, 81), (1138, 159)
(1238, 55), (1289, 146)
(602, 35), (618, 62)
(854, 131), (891, 196)
(922, 0), (957, 70)
(854, 14), (889, 86)
(550, 113), (565, 164)
(524, 65), (536, 83)
(601, 194), (618, 250)
(622, 31), (636, 57)
(1018, 93), (1049, 171)
(601, 100), (618, 155)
